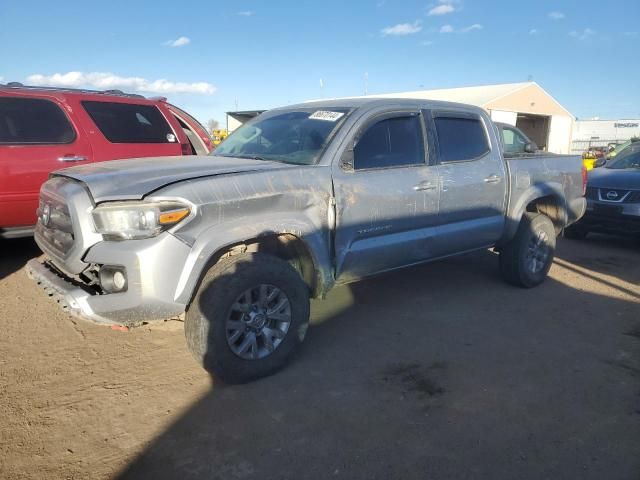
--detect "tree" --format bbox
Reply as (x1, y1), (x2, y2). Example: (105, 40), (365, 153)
(207, 119), (221, 133)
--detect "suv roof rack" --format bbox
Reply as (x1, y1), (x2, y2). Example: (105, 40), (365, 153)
(0, 82), (146, 99)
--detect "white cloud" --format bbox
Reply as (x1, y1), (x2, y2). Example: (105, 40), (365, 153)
(421, 40), (434, 46)
(548, 11), (565, 20)
(381, 21), (422, 36)
(529, 28), (538, 35)
(428, 4), (455, 15)
(440, 24), (481, 34)
(569, 28), (595, 40)
(26, 72), (216, 95)
(460, 23), (483, 32)
(164, 36), (191, 47)
(237, 11), (255, 16)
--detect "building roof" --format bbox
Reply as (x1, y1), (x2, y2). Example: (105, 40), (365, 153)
(369, 82), (534, 106)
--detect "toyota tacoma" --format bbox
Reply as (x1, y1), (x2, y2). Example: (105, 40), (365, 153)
(27, 98), (586, 382)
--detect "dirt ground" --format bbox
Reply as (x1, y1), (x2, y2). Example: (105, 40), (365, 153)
(0, 234), (639, 480)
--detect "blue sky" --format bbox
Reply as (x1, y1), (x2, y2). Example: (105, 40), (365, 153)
(1, 0), (639, 126)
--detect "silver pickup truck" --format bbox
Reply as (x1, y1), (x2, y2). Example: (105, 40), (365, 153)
(28, 98), (586, 382)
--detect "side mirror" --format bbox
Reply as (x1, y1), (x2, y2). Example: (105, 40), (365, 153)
(594, 157), (606, 168)
(524, 142), (537, 153)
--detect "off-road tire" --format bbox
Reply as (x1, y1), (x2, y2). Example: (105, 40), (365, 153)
(499, 213), (556, 288)
(185, 252), (310, 383)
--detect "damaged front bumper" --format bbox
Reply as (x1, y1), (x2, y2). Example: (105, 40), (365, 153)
(27, 233), (191, 327)
(27, 259), (119, 325)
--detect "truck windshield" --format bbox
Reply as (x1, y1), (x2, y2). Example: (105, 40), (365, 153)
(213, 109), (350, 165)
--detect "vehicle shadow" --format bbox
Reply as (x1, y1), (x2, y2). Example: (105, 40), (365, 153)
(558, 233), (640, 288)
(0, 238), (41, 281)
(116, 249), (640, 480)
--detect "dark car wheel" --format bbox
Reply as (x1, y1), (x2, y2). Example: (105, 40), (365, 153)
(185, 252), (310, 384)
(500, 213), (556, 288)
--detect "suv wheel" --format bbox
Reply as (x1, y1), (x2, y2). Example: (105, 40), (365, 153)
(185, 253), (310, 383)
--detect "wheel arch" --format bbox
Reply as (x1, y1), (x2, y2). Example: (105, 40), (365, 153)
(502, 183), (568, 242)
(174, 218), (334, 306)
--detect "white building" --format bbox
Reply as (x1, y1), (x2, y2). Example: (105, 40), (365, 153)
(571, 119), (640, 152)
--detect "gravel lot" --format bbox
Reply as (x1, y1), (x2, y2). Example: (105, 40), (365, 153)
(0, 235), (638, 480)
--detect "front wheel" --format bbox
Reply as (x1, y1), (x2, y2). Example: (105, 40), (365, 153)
(499, 213), (556, 288)
(185, 252), (310, 383)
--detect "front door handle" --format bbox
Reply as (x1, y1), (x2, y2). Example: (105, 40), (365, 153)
(58, 155), (88, 162)
(413, 182), (436, 192)
(484, 174), (502, 184)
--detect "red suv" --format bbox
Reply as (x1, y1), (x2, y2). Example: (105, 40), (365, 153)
(0, 83), (213, 238)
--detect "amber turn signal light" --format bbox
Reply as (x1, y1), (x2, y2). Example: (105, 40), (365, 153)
(158, 208), (190, 225)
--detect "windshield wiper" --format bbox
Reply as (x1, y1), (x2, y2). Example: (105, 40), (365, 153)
(216, 153), (269, 161)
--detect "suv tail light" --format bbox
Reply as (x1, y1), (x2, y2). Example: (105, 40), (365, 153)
(581, 163), (588, 195)
(181, 142), (194, 155)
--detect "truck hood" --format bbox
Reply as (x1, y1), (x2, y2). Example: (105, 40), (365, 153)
(587, 167), (640, 190)
(54, 155), (293, 202)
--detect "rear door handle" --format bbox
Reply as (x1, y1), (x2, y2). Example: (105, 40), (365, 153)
(484, 174), (502, 184)
(413, 182), (436, 191)
(58, 155), (88, 162)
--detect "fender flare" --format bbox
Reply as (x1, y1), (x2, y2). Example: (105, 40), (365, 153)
(173, 214), (333, 305)
(502, 182), (568, 241)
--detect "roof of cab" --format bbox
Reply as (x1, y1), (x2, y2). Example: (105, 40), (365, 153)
(276, 96), (488, 114)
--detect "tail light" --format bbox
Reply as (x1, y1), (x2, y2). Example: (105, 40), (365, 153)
(181, 142), (194, 155)
(581, 163), (588, 195)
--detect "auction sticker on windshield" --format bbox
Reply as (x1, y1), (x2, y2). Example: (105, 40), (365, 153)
(309, 111), (345, 122)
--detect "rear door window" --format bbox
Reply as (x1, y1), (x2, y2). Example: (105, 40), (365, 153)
(82, 101), (175, 144)
(434, 115), (490, 162)
(354, 115), (425, 170)
(0, 97), (76, 144)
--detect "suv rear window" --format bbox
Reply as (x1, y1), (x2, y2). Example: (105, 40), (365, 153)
(434, 115), (490, 162)
(82, 101), (175, 143)
(0, 97), (75, 144)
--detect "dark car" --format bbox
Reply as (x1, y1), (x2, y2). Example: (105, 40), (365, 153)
(565, 144), (640, 239)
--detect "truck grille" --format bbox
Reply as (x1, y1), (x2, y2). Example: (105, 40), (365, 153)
(34, 176), (101, 276)
(36, 194), (75, 256)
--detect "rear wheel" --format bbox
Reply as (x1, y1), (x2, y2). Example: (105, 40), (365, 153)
(185, 252), (310, 383)
(563, 224), (589, 240)
(499, 213), (556, 288)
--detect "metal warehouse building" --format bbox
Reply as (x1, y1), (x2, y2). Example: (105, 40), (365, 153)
(226, 81), (575, 154)
(571, 119), (640, 153)
(365, 82), (574, 154)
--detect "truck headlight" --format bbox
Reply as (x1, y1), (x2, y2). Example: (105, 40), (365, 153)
(92, 201), (192, 240)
